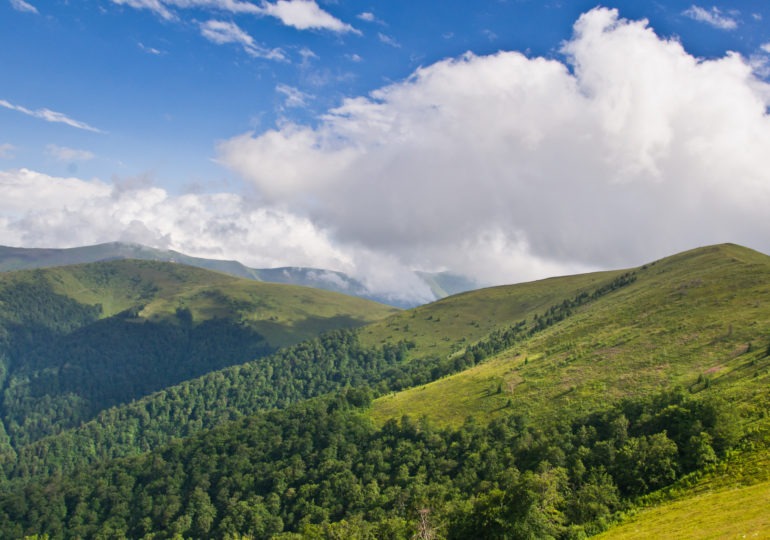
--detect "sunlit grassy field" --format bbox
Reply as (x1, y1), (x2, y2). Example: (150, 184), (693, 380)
(370, 244), (770, 428)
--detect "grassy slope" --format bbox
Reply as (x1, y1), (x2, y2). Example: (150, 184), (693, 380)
(360, 268), (625, 361)
(0, 259), (396, 448)
(369, 244), (770, 428)
(0, 259), (397, 347)
(597, 420), (770, 539)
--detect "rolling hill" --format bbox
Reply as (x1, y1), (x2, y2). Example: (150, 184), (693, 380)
(0, 259), (396, 449)
(0, 242), (481, 307)
(0, 244), (768, 538)
(369, 243), (770, 428)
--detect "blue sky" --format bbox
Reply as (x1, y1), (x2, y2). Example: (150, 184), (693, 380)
(2, 0), (770, 301)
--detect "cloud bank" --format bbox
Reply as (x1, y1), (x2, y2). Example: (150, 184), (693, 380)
(0, 169), (435, 303)
(4, 8), (770, 303)
(218, 7), (770, 285)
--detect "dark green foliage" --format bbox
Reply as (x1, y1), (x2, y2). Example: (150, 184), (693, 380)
(0, 270), (644, 491)
(1, 316), (273, 447)
(0, 389), (740, 539)
(0, 330), (413, 488)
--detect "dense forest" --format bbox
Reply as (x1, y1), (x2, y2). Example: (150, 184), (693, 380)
(0, 272), (639, 491)
(0, 386), (743, 539)
(0, 281), (274, 448)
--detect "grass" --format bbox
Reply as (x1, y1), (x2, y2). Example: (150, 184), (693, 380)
(360, 267), (626, 361)
(596, 420), (770, 539)
(369, 244), (770, 428)
(595, 481), (770, 539)
(0, 259), (398, 348)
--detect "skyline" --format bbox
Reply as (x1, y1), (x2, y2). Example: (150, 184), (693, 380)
(2, 1), (770, 303)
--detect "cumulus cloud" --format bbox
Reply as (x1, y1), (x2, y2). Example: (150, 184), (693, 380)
(45, 145), (95, 162)
(0, 168), (433, 303)
(217, 7), (770, 286)
(9, 0), (38, 13)
(682, 5), (738, 30)
(0, 99), (103, 133)
(199, 20), (286, 60)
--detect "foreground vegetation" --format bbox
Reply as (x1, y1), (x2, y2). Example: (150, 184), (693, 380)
(0, 386), (749, 539)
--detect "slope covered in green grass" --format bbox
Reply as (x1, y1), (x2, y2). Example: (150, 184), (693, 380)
(370, 244), (770, 428)
(597, 420), (770, 539)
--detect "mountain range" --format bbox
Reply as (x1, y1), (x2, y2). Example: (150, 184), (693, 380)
(0, 242), (480, 308)
(0, 243), (766, 538)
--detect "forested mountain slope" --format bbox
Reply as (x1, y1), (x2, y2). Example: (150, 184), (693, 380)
(1, 244), (769, 538)
(0, 260), (395, 449)
(0, 256), (642, 490)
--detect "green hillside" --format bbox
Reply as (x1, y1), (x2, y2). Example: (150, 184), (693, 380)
(360, 267), (626, 360)
(0, 244), (768, 538)
(0, 242), (481, 307)
(597, 420), (770, 538)
(0, 259), (396, 448)
(370, 243), (770, 428)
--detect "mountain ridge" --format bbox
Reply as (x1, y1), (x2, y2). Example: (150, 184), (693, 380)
(0, 242), (481, 307)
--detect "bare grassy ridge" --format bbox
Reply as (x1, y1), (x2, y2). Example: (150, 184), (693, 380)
(2, 258), (398, 346)
(370, 244), (770, 428)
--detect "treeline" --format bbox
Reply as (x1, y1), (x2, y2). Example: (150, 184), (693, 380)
(0, 387), (741, 539)
(392, 272), (639, 383)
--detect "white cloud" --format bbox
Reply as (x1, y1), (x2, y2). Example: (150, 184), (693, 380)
(199, 20), (286, 60)
(112, 0), (264, 20)
(276, 84), (314, 108)
(761, 43), (770, 54)
(217, 7), (770, 286)
(378, 32), (400, 48)
(138, 42), (165, 55)
(357, 12), (374, 22)
(346, 53), (362, 62)
(682, 5), (738, 30)
(261, 0), (359, 34)
(112, 0), (357, 34)
(46, 144), (95, 162)
(0, 168), (433, 303)
(111, 0), (175, 20)
(0, 144), (16, 159)
(0, 99), (103, 133)
(9, 0), (38, 13)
